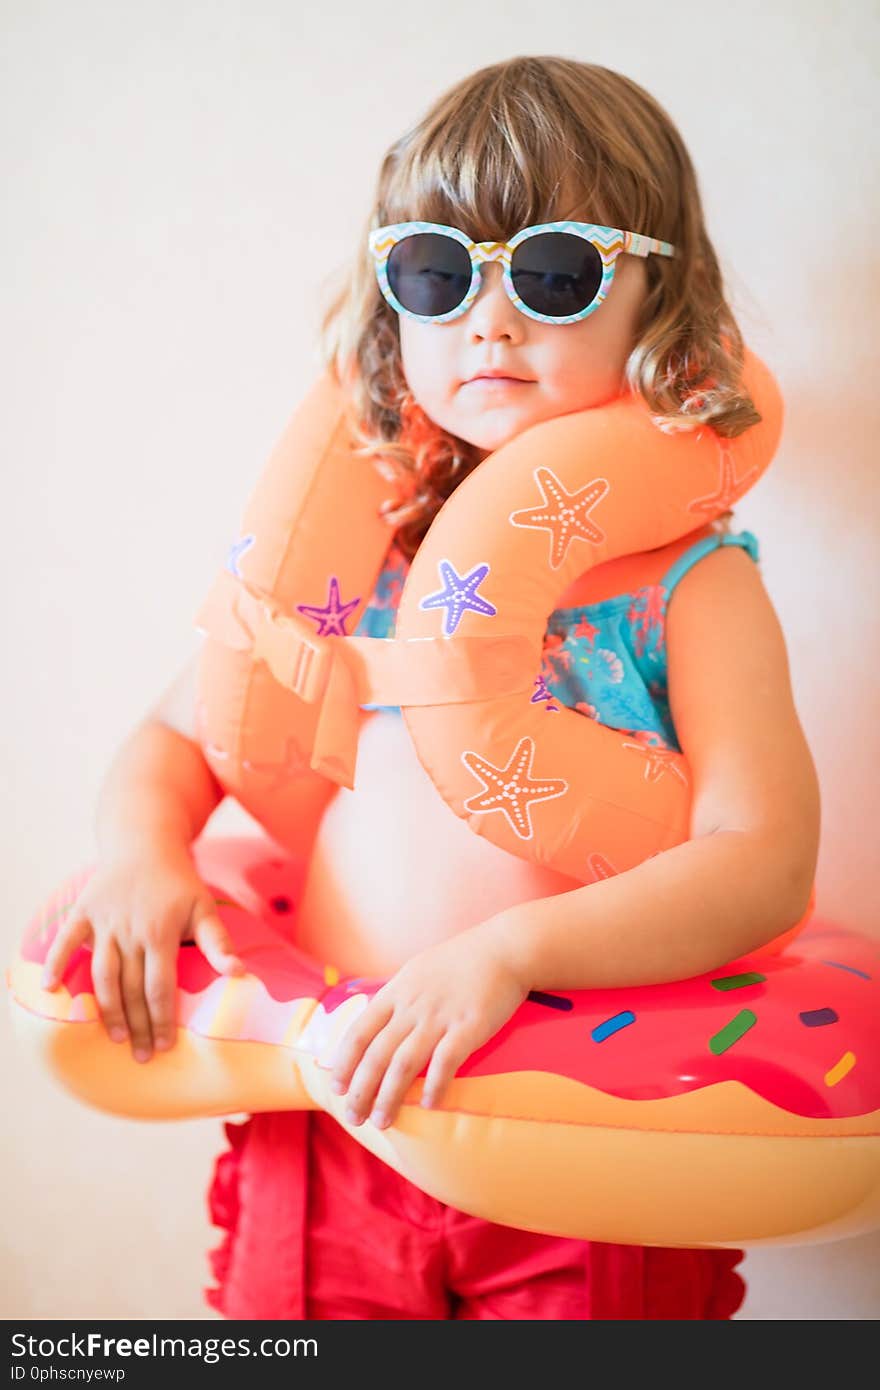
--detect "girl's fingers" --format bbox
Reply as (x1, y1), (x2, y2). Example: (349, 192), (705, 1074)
(143, 935), (179, 1053)
(342, 1018), (417, 1125)
(369, 1023), (446, 1128)
(90, 936), (127, 1044)
(191, 900), (246, 976)
(419, 1029), (470, 1110)
(119, 943), (152, 1062)
(41, 915), (92, 990)
(330, 994), (396, 1093)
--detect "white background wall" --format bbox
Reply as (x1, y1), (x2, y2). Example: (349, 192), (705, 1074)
(3, 0), (879, 1320)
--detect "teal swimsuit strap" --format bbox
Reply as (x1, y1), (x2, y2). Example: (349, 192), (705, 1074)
(659, 529), (760, 596)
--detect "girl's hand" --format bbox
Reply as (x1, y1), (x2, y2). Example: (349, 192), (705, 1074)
(327, 920), (529, 1131)
(40, 841), (245, 1063)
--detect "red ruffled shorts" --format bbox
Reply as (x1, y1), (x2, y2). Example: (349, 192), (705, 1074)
(205, 1108), (746, 1320)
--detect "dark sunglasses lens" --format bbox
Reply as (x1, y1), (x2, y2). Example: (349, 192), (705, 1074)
(511, 233), (604, 317)
(386, 233), (472, 317)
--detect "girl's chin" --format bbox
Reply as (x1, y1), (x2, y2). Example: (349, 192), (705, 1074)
(457, 406), (547, 450)
(466, 421), (541, 457)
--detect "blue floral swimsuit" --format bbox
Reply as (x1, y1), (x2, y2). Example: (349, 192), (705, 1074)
(354, 528), (760, 753)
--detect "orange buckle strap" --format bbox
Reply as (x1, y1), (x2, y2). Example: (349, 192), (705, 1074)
(195, 570), (541, 790)
(195, 571), (335, 704)
(247, 599), (333, 706)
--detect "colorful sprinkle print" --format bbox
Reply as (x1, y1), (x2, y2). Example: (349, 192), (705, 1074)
(591, 1011), (636, 1043)
(212, 895), (248, 913)
(709, 1009), (757, 1055)
(418, 559), (497, 635)
(711, 972), (767, 992)
(821, 960), (872, 981)
(527, 990), (574, 1012)
(800, 1008), (839, 1027)
(825, 1052), (856, 1088)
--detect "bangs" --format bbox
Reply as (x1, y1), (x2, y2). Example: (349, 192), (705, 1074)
(377, 77), (638, 241)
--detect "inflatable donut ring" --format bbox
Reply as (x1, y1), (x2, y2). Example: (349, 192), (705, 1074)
(8, 837), (880, 1249)
(192, 347), (787, 887)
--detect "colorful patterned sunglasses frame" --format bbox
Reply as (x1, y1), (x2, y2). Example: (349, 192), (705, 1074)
(368, 220), (676, 326)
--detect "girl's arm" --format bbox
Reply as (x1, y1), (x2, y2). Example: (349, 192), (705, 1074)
(494, 543), (822, 990)
(94, 649), (224, 861)
(329, 544), (823, 1129)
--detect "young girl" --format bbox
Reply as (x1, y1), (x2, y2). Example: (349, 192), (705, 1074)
(42, 57), (820, 1319)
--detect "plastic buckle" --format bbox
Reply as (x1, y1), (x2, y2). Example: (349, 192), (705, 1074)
(254, 603), (333, 705)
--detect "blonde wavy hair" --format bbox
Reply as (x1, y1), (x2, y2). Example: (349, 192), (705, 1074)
(318, 56), (760, 561)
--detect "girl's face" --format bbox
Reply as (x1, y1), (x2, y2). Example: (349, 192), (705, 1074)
(399, 253), (649, 461)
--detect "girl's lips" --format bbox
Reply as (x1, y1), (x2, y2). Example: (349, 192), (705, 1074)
(464, 376), (534, 389)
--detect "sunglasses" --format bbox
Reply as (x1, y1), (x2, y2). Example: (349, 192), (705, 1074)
(368, 220), (676, 326)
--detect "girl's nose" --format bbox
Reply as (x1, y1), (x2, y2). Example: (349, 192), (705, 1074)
(466, 263), (524, 339)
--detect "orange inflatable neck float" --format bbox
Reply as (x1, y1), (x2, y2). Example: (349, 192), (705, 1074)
(194, 347), (785, 883)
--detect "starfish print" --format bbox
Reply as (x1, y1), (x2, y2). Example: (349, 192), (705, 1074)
(226, 533), (256, 577)
(627, 584), (666, 658)
(460, 735), (568, 841)
(509, 468), (609, 570)
(586, 852), (619, 881)
(242, 735), (309, 794)
(531, 673), (560, 712)
(688, 442), (761, 516)
(296, 576), (360, 636)
(573, 613), (600, 646)
(622, 735), (689, 786)
(419, 559), (497, 635)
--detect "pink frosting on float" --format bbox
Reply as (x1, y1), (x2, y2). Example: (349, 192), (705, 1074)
(317, 923), (879, 1122)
